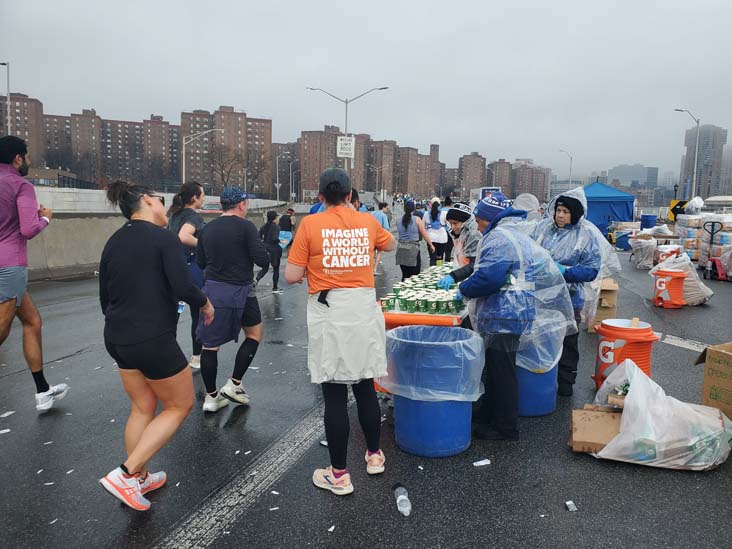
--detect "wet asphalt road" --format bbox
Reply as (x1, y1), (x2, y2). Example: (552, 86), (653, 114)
(1, 248), (732, 548)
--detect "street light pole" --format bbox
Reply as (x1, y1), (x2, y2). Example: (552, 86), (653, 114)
(675, 108), (701, 199)
(275, 152), (289, 203)
(289, 159), (300, 203)
(306, 86), (389, 175)
(0, 62), (10, 135)
(182, 128), (225, 185)
(559, 149), (573, 188)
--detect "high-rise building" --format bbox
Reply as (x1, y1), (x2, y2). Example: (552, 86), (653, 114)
(181, 109), (215, 185)
(299, 125), (342, 201)
(458, 152), (486, 190)
(721, 145), (732, 196)
(510, 158), (550, 200)
(417, 153), (432, 198)
(680, 124), (728, 198)
(42, 114), (73, 170)
(368, 140), (397, 195)
(70, 108), (102, 182)
(351, 133), (370, 191)
(645, 167), (659, 189)
(245, 115), (273, 196)
(443, 168), (459, 195)
(429, 144), (442, 197)
(395, 147), (418, 195)
(0, 93), (44, 162)
(102, 118), (144, 183)
(607, 164), (652, 187)
(487, 158), (511, 191)
(142, 115), (178, 183)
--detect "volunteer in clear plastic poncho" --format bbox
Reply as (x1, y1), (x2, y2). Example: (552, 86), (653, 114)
(459, 193), (575, 441)
(531, 187), (601, 397)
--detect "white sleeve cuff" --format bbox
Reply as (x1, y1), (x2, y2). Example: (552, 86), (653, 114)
(41, 216), (50, 224)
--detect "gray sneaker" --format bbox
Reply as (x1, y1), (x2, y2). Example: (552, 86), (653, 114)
(35, 384), (69, 411)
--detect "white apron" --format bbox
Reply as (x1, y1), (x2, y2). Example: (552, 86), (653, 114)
(306, 287), (387, 384)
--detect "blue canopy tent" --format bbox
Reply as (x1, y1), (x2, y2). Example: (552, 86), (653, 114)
(582, 182), (635, 235)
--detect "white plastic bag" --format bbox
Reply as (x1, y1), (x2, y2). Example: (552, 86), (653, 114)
(593, 360), (732, 471)
(649, 254), (713, 306)
(630, 237), (656, 270)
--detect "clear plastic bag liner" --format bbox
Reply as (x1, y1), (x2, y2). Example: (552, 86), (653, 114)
(649, 253), (713, 306)
(380, 326), (485, 402)
(594, 360), (732, 471)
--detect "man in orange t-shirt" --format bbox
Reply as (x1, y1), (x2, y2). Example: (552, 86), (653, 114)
(285, 168), (396, 497)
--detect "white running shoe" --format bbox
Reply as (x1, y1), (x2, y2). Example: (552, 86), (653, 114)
(139, 471), (167, 495)
(190, 355), (201, 370)
(221, 378), (250, 405)
(99, 467), (151, 511)
(202, 392), (229, 413)
(35, 383), (69, 411)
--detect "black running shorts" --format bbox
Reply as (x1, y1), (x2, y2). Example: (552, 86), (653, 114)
(241, 295), (262, 327)
(105, 332), (188, 380)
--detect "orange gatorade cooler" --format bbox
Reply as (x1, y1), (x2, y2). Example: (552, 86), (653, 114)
(593, 318), (659, 389)
(653, 269), (687, 308)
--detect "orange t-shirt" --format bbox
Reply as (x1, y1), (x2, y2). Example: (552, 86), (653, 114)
(288, 205), (393, 294)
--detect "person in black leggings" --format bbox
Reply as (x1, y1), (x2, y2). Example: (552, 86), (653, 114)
(321, 380), (382, 472)
(168, 182), (206, 368)
(255, 210), (283, 292)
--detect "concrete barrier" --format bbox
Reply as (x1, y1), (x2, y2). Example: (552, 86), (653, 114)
(26, 209), (307, 281)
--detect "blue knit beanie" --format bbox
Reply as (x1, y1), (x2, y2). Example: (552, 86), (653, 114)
(473, 192), (510, 221)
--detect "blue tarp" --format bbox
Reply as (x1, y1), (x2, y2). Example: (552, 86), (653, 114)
(582, 182), (635, 235)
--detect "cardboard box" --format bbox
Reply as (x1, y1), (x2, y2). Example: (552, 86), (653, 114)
(588, 305), (618, 333)
(607, 394), (626, 408)
(570, 409), (622, 453)
(599, 278), (619, 308)
(695, 343), (732, 419)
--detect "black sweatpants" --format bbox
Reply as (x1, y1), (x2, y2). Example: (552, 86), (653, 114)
(444, 235), (454, 262)
(475, 334), (520, 437)
(256, 244), (282, 288)
(428, 242), (447, 266)
(558, 312), (582, 386)
(322, 379), (381, 470)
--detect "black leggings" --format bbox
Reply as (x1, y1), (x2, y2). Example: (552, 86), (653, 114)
(399, 251), (422, 281)
(256, 245), (282, 288)
(428, 242), (447, 266)
(444, 236), (454, 262)
(322, 379), (381, 470)
(190, 304), (202, 356)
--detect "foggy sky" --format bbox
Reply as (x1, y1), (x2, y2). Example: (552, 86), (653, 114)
(3, 0), (731, 180)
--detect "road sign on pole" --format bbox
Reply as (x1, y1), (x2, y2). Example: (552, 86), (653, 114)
(337, 136), (355, 159)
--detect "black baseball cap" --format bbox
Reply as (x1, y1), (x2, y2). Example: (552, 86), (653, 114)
(319, 168), (352, 194)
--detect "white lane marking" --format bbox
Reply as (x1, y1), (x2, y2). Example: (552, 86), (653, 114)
(656, 333), (707, 353)
(155, 404), (326, 549)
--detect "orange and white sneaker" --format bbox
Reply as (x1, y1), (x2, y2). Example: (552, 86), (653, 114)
(139, 471), (167, 495)
(312, 466), (354, 496)
(365, 450), (386, 475)
(99, 467), (151, 511)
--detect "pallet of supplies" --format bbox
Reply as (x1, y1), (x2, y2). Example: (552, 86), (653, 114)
(570, 359), (732, 471)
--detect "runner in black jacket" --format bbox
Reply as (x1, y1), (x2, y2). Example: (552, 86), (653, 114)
(255, 210), (283, 292)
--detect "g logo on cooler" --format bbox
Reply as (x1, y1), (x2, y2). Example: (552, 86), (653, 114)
(599, 340), (615, 364)
(655, 277), (667, 291)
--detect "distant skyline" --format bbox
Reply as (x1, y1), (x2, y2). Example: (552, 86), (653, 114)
(2, 0), (731, 179)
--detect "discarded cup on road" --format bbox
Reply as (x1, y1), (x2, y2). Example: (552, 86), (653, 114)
(392, 483), (412, 517)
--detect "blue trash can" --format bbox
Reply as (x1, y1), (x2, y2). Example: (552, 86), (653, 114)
(381, 326), (484, 458)
(640, 214), (657, 229)
(517, 365), (558, 417)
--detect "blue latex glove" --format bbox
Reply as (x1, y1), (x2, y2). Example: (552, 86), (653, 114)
(437, 275), (455, 290)
(555, 261), (567, 274)
(454, 290), (463, 301)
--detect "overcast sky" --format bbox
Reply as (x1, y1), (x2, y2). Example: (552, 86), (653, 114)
(3, 0), (731, 179)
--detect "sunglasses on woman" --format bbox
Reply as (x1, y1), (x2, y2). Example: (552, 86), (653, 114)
(149, 194), (166, 206)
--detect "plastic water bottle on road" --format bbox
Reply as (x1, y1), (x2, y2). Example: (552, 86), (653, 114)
(392, 483), (412, 516)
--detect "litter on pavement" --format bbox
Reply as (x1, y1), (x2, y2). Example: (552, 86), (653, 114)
(0, 410), (15, 418)
(473, 459), (491, 467)
(566, 501), (578, 512)
(328, 525), (335, 533)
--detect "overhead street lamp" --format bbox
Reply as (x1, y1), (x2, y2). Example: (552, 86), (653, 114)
(306, 86), (389, 174)
(289, 159), (300, 203)
(559, 149), (573, 189)
(0, 62), (10, 135)
(182, 128), (225, 185)
(675, 108), (701, 199)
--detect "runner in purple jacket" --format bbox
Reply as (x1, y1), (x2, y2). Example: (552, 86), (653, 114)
(0, 136), (69, 411)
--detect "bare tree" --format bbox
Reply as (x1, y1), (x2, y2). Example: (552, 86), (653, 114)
(211, 142), (245, 193)
(245, 150), (271, 196)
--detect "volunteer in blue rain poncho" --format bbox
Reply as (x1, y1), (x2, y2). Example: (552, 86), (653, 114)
(531, 187), (601, 397)
(459, 193), (574, 441)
